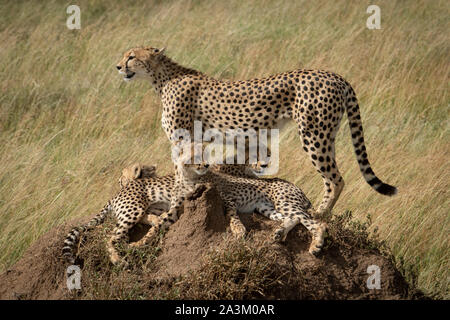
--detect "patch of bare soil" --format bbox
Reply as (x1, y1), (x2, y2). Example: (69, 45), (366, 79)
(0, 217), (89, 300)
(0, 184), (424, 300)
(153, 184), (228, 279)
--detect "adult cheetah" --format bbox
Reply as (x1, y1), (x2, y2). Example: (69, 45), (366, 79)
(116, 46), (397, 216)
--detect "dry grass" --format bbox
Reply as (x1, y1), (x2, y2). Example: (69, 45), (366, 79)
(172, 237), (289, 300)
(0, 0), (448, 298)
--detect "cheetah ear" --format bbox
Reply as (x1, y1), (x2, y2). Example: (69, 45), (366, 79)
(132, 163), (142, 179)
(141, 165), (157, 177)
(155, 47), (166, 60)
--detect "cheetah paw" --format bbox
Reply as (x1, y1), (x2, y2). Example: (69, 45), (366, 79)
(110, 252), (123, 265)
(272, 229), (284, 242)
(230, 223), (246, 238)
(308, 241), (324, 256)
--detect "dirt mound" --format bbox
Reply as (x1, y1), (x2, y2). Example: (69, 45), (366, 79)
(0, 185), (423, 300)
(0, 217), (89, 300)
(153, 184), (228, 279)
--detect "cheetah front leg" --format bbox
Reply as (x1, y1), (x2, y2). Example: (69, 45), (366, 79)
(107, 228), (128, 265)
(131, 189), (184, 247)
(227, 208), (246, 237)
(222, 198), (246, 237)
(130, 207), (179, 247)
(129, 204), (170, 247)
(140, 213), (162, 226)
(128, 214), (163, 248)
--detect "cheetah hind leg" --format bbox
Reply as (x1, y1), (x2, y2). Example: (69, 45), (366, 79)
(299, 127), (345, 218)
(253, 201), (291, 242)
(107, 227), (130, 266)
(273, 212), (327, 255)
(107, 208), (146, 265)
(272, 216), (300, 243)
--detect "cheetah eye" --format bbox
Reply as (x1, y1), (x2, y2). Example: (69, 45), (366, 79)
(128, 56), (135, 60)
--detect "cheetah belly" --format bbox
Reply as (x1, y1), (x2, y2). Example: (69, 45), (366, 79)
(236, 198), (259, 214)
(146, 202), (169, 215)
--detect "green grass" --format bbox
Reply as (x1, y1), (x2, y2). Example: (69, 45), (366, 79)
(0, 0), (448, 298)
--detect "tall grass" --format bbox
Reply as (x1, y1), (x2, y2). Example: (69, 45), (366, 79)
(0, 0), (448, 298)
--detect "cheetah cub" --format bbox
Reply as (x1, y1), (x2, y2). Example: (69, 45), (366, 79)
(62, 164), (174, 265)
(152, 146), (327, 255)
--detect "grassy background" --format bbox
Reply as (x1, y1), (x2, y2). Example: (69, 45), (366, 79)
(0, 0), (448, 298)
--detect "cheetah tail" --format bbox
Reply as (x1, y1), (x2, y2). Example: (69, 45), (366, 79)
(62, 203), (111, 265)
(346, 89), (398, 196)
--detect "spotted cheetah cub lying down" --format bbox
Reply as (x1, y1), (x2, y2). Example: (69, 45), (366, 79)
(149, 149), (328, 256)
(62, 164), (175, 265)
(62, 162), (260, 265)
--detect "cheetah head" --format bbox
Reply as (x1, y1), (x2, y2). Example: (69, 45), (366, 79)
(173, 142), (210, 182)
(119, 163), (157, 187)
(176, 162), (209, 184)
(249, 160), (269, 176)
(182, 161), (210, 180)
(116, 46), (166, 82)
